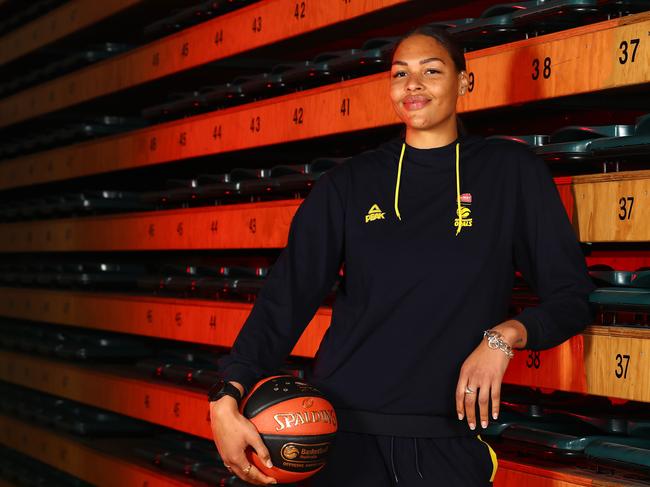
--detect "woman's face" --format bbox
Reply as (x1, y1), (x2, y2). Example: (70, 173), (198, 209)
(389, 34), (467, 132)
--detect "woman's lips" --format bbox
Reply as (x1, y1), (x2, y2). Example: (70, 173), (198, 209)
(402, 97), (430, 111)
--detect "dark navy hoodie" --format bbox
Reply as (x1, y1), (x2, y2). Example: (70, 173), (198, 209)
(217, 133), (596, 436)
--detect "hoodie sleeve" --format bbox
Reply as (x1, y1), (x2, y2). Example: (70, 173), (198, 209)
(216, 169), (346, 394)
(511, 149), (597, 351)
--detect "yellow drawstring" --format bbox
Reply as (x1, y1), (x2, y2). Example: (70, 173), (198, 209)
(454, 142), (462, 236)
(394, 142), (406, 221)
(394, 140), (463, 235)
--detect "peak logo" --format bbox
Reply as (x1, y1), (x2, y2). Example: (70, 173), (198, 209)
(364, 204), (385, 223)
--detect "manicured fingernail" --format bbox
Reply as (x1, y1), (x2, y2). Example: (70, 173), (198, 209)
(481, 421), (487, 428)
(270, 481), (277, 484)
(458, 413), (463, 420)
(469, 423), (475, 430)
(266, 460), (273, 468)
(493, 412), (498, 420)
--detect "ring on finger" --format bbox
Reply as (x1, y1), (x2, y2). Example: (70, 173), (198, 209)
(464, 385), (476, 394)
(242, 464), (252, 474)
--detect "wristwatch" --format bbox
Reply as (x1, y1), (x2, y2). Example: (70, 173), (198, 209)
(207, 378), (243, 404)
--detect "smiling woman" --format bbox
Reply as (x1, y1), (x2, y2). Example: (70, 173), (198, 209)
(210, 24), (595, 487)
(389, 27), (469, 143)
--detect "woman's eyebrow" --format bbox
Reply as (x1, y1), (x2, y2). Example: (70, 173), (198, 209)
(391, 57), (446, 66)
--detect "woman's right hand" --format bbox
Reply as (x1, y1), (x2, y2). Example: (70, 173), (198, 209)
(209, 389), (278, 485)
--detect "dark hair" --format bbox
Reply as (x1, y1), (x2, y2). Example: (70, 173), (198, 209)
(390, 25), (466, 72)
(390, 25), (468, 136)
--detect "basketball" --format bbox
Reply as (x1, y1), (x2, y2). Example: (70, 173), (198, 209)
(239, 375), (337, 484)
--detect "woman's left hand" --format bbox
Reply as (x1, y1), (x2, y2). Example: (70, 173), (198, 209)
(455, 321), (526, 431)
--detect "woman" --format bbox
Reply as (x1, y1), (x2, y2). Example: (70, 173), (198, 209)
(209, 25), (596, 486)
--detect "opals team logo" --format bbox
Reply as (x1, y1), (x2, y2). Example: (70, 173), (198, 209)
(454, 192), (473, 231)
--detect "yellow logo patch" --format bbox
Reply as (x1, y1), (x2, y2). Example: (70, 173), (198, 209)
(454, 206), (473, 227)
(365, 203), (385, 223)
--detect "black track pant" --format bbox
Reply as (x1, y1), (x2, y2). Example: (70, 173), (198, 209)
(301, 430), (498, 487)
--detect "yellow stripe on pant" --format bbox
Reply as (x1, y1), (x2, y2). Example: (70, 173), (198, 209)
(476, 434), (498, 482)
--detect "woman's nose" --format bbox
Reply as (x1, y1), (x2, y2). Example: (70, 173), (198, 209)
(406, 73), (424, 90)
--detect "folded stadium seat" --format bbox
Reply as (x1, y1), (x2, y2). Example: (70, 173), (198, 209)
(162, 264), (221, 296)
(191, 172), (239, 203)
(589, 269), (650, 288)
(139, 186), (172, 207)
(14, 197), (48, 220)
(136, 348), (219, 383)
(326, 37), (400, 80)
(0, 446), (92, 487)
(500, 398), (638, 435)
(264, 157), (346, 198)
(18, 263), (41, 286)
(135, 265), (174, 294)
(54, 329), (154, 362)
(585, 440), (650, 473)
(358, 36), (401, 71)
(142, 0), (255, 39)
(34, 263), (63, 286)
(306, 49), (363, 85)
(56, 262), (147, 290)
(0, 0), (66, 36)
(18, 131), (43, 154)
(230, 73), (279, 103)
(144, 90), (204, 121)
(510, 0), (601, 36)
(197, 466), (267, 487)
(535, 124), (634, 163)
(0, 202), (19, 221)
(2, 139), (25, 158)
(51, 116), (147, 147)
(229, 167), (273, 199)
(194, 265), (270, 301)
(481, 408), (590, 438)
(55, 190), (156, 217)
(52, 404), (156, 437)
(193, 81), (246, 113)
(601, 0), (650, 16)
(268, 60), (318, 92)
(590, 285), (650, 312)
(41, 43), (132, 82)
(11, 323), (46, 353)
(159, 451), (218, 478)
(133, 433), (228, 480)
(0, 263), (22, 285)
(499, 424), (650, 457)
(447, 4), (525, 50)
(485, 134), (549, 147)
(34, 327), (76, 356)
(590, 112), (650, 159)
(34, 195), (67, 218)
(266, 163), (316, 197)
(315, 47), (378, 80)
(159, 177), (201, 207)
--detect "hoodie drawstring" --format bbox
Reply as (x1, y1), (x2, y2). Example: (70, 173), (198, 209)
(390, 436), (399, 483)
(414, 438), (424, 479)
(394, 140), (463, 236)
(389, 436), (425, 484)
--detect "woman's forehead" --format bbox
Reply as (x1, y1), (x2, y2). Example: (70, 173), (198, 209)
(392, 35), (450, 64)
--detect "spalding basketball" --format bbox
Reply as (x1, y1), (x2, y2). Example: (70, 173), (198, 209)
(239, 375), (337, 484)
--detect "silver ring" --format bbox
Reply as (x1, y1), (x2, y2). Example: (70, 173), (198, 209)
(464, 386), (476, 394)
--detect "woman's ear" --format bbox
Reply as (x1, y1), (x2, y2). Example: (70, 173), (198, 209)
(458, 71), (469, 96)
